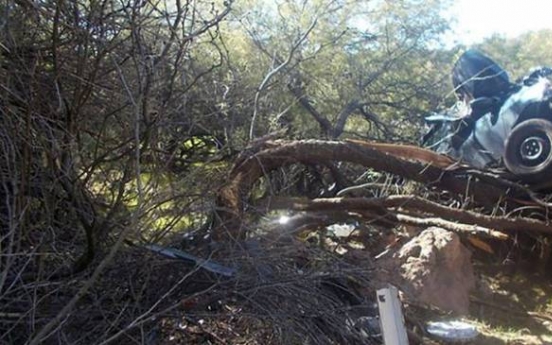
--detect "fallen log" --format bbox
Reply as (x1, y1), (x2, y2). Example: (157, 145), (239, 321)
(213, 139), (542, 241)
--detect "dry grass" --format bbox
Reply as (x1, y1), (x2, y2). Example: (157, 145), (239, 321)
(1, 233), (383, 345)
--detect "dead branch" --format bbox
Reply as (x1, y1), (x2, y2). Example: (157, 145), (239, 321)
(259, 196), (509, 239)
(394, 213), (506, 238)
(260, 195), (550, 236)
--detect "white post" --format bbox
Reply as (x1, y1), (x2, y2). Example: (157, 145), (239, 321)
(377, 285), (409, 345)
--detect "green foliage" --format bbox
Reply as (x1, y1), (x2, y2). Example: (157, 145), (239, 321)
(221, 0), (456, 140)
(475, 29), (552, 81)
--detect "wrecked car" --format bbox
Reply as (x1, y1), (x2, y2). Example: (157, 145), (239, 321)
(423, 49), (552, 182)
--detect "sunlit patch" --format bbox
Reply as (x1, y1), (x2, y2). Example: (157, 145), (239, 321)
(278, 215), (290, 224)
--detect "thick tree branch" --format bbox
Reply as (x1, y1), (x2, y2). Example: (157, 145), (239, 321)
(260, 195), (550, 237)
(332, 100), (360, 138)
(213, 139), (535, 240)
(287, 80), (334, 135)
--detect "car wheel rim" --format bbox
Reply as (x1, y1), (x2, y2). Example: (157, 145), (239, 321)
(519, 136), (548, 163)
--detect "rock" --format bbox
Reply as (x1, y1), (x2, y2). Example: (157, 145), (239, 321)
(377, 227), (475, 314)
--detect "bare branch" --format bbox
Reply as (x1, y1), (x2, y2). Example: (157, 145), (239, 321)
(260, 195), (551, 237)
(249, 17), (318, 140)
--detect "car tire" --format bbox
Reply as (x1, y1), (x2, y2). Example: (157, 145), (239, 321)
(504, 118), (552, 181)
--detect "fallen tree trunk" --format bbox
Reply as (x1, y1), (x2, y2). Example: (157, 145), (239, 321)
(213, 139), (545, 241)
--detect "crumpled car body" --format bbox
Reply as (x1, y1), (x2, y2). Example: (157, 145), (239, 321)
(424, 50), (552, 182)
